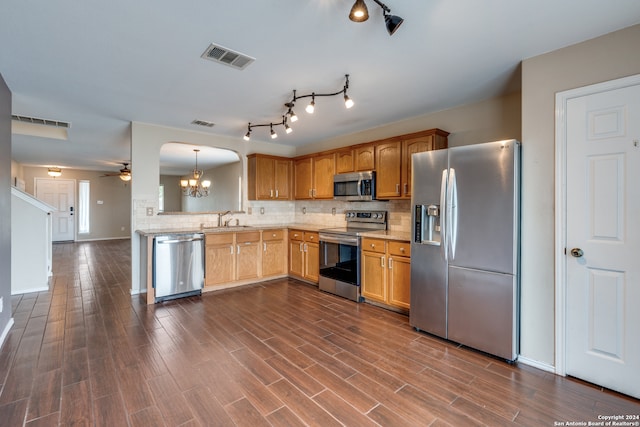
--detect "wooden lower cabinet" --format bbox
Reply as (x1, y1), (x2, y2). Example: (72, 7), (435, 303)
(288, 229), (319, 283)
(236, 231), (260, 281)
(262, 229), (287, 277)
(205, 233), (235, 286)
(205, 229), (286, 288)
(361, 238), (411, 310)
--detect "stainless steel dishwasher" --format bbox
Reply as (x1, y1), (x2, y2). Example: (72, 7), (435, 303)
(153, 233), (204, 302)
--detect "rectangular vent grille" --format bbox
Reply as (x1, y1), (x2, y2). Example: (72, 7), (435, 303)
(12, 114), (71, 128)
(191, 119), (215, 128)
(201, 43), (255, 70)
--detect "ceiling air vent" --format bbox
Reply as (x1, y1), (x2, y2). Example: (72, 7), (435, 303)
(191, 119), (215, 128)
(12, 114), (71, 128)
(200, 43), (255, 70)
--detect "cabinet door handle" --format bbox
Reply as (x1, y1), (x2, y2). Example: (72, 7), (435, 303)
(388, 257), (393, 269)
(396, 184), (400, 194)
(299, 242), (304, 252)
(230, 245), (234, 254)
(381, 256), (385, 268)
(263, 242), (267, 252)
(275, 190), (279, 198)
(270, 189), (274, 198)
(304, 243), (308, 252)
(237, 245), (241, 254)
(404, 183), (408, 195)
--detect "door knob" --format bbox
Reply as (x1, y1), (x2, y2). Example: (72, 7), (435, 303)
(570, 248), (584, 258)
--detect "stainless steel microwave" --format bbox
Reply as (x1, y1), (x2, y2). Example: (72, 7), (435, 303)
(333, 171), (376, 201)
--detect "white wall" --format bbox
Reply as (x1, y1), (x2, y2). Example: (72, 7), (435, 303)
(0, 73), (13, 348)
(520, 24), (640, 366)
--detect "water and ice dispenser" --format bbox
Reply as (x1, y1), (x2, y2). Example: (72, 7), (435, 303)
(414, 204), (441, 245)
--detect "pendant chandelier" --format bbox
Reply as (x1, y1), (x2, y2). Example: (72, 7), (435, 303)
(180, 149), (211, 197)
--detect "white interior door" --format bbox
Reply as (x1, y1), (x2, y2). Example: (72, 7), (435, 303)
(35, 178), (75, 242)
(564, 81), (640, 398)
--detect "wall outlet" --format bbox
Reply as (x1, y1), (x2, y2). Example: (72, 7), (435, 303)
(332, 207), (336, 215)
(120, 226), (125, 231)
(146, 207), (154, 216)
(247, 207), (252, 215)
(260, 207), (265, 215)
(302, 207), (307, 214)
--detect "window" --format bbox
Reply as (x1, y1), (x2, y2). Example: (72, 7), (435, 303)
(78, 180), (90, 234)
(158, 184), (164, 212)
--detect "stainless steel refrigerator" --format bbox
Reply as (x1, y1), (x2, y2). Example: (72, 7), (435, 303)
(410, 140), (520, 361)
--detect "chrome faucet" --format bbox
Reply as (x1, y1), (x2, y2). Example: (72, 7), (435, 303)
(217, 211), (232, 227)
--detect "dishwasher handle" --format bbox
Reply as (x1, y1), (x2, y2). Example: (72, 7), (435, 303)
(156, 235), (204, 244)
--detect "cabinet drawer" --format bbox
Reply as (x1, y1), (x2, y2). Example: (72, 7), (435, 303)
(206, 233), (234, 245)
(362, 238), (385, 253)
(236, 231), (261, 243)
(289, 230), (304, 241)
(388, 241), (411, 257)
(262, 229), (284, 241)
(304, 232), (319, 243)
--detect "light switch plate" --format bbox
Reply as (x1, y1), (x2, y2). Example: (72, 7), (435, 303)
(146, 207), (154, 216)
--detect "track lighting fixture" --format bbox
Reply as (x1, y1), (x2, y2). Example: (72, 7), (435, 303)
(242, 74), (353, 141)
(349, 0), (404, 36)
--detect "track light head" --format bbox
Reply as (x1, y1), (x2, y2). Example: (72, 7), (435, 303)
(270, 124), (277, 139)
(285, 102), (298, 122)
(243, 123), (251, 141)
(349, 0), (369, 22)
(306, 95), (316, 114)
(384, 12), (404, 35)
(344, 94), (354, 109)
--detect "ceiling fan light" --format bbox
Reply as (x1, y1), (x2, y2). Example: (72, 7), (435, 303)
(349, 0), (369, 22)
(119, 174), (131, 182)
(384, 13), (404, 35)
(47, 167), (62, 177)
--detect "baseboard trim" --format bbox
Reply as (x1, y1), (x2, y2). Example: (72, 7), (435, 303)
(517, 355), (557, 374)
(11, 286), (49, 296)
(0, 318), (15, 351)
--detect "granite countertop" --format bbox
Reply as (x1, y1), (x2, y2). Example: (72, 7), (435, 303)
(360, 229), (411, 242)
(136, 223), (326, 237)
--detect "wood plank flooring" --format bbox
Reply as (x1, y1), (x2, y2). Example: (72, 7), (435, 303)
(1, 239), (638, 426)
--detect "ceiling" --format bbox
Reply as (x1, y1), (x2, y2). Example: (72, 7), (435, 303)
(2, 1), (639, 175)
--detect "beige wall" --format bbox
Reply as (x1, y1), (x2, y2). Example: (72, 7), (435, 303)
(297, 91), (522, 155)
(19, 166), (131, 241)
(520, 24), (640, 366)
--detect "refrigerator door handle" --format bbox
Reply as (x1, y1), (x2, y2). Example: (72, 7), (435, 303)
(440, 169), (448, 261)
(447, 168), (458, 260)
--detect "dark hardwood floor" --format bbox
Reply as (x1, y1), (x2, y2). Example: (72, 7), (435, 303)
(1, 239), (638, 426)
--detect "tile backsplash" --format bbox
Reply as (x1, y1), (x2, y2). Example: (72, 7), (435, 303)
(134, 198), (412, 232)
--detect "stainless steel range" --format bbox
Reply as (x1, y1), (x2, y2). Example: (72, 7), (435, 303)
(318, 210), (387, 302)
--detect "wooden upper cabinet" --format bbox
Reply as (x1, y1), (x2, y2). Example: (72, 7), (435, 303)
(247, 154), (292, 200)
(375, 141), (403, 199)
(354, 144), (375, 171)
(335, 149), (354, 174)
(294, 157), (313, 200)
(294, 153), (335, 199)
(312, 153), (335, 199)
(401, 134), (434, 198)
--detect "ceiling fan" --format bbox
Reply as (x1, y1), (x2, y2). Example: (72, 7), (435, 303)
(101, 162), (131, 181)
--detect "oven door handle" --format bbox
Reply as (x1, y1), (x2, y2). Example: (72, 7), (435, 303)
(319, 234), (359, 246)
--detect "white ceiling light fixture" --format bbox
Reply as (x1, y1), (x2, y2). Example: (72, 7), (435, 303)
(243, 74), (353, 141)
(47, 167), (62, 177)
(180, 149), (210, 197)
